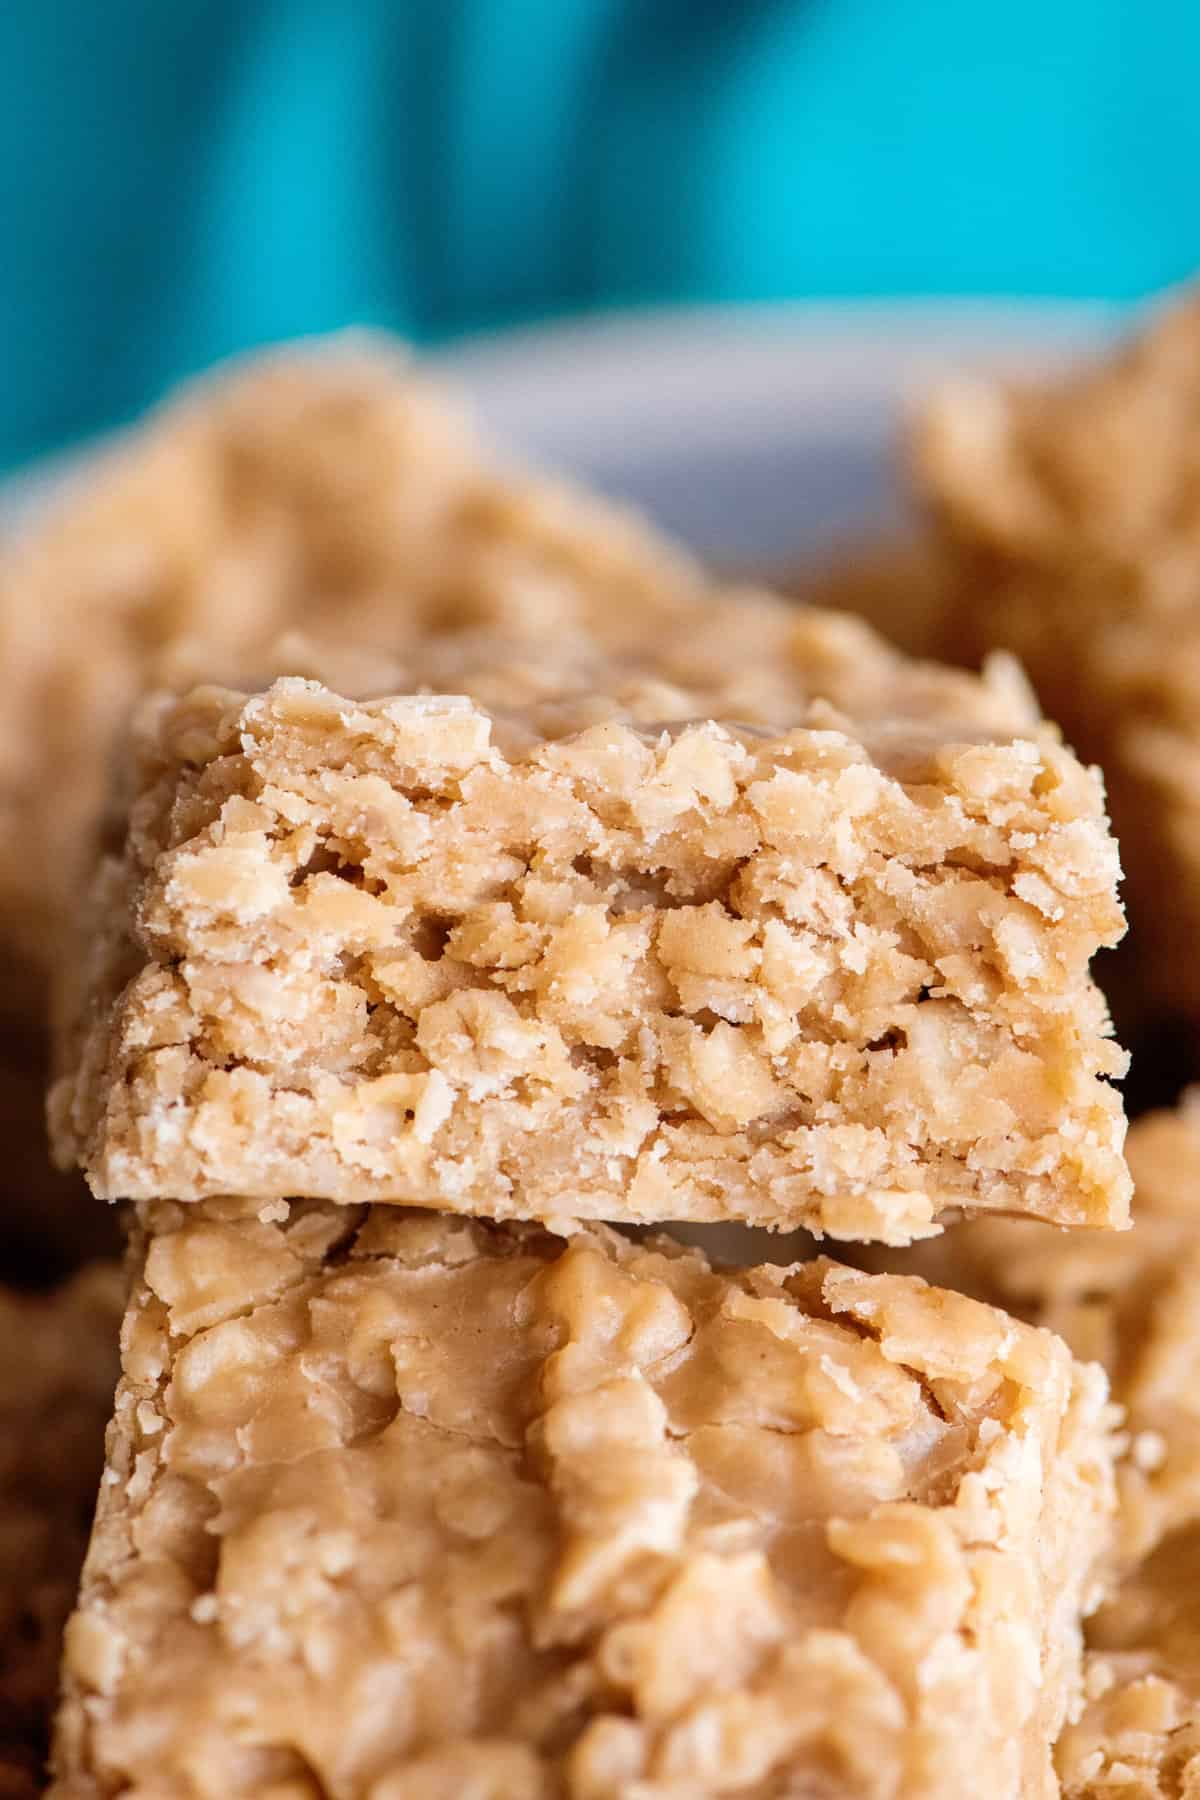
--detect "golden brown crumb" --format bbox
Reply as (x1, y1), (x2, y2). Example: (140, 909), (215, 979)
(52, 674), (1128, 1239)
(49, 1201), (1114, 1799)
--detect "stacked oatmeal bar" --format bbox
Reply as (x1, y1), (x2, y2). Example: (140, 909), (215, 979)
(50, 1207), (1113, 1799)
(0, 338), (1157, 1794)
(51, 672), (1127, 1237)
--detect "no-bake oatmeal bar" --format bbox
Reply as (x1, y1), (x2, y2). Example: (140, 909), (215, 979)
(49, 1201), (1114, 1800)
(911, 293), (1200, 1022)
(862, 1098), (1200, 1796)
(52, 669), (1129, 1240)
(0, 1263), (122, 1799)
(3, 339), (1058, 1278)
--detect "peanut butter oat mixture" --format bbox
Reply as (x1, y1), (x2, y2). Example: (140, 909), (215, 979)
(2, 338), (1059, 1280)
(52, 673), (1128, 1238)
(911, 295), (1200, 1022)
(862, 1099), (1200, 1796)
(49, 1202), (1114, 1800)
(0, 339), (1033, 998)
(0, 1263), (122, 1799)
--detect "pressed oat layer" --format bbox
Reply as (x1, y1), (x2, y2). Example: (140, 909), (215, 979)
(53, 675), (1129, 1239)
(863, 1099), (1200, 1796)
(912, 293), (1200, 1020)
(50, 1201), (1113, 1800)
(0, 1264), (122, 1800)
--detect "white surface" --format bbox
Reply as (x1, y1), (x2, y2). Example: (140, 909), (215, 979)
(430, 301), (1119, 563)
(1, 301), (1121, 565)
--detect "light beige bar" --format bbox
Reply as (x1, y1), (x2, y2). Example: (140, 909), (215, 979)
(53, 670), (1128, 1241)
(50, 1202), (1113, 1799)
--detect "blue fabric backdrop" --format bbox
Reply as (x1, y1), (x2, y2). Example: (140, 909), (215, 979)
(0, 0), (1195, 468)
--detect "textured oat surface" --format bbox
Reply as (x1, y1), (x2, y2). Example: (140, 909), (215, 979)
(863, 1099), (1200, 1796)
(0, 1263), (122, 1799)
(0, 338), (1038, 997)
(2, 340), (1065, 1275)
(912, 295), (1200, 1021)
(53, 673), (1129, 1238)
(50, 1201), (1113, 1799)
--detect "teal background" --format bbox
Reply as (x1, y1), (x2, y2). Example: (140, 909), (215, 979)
(0, 0), (1195, 469)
